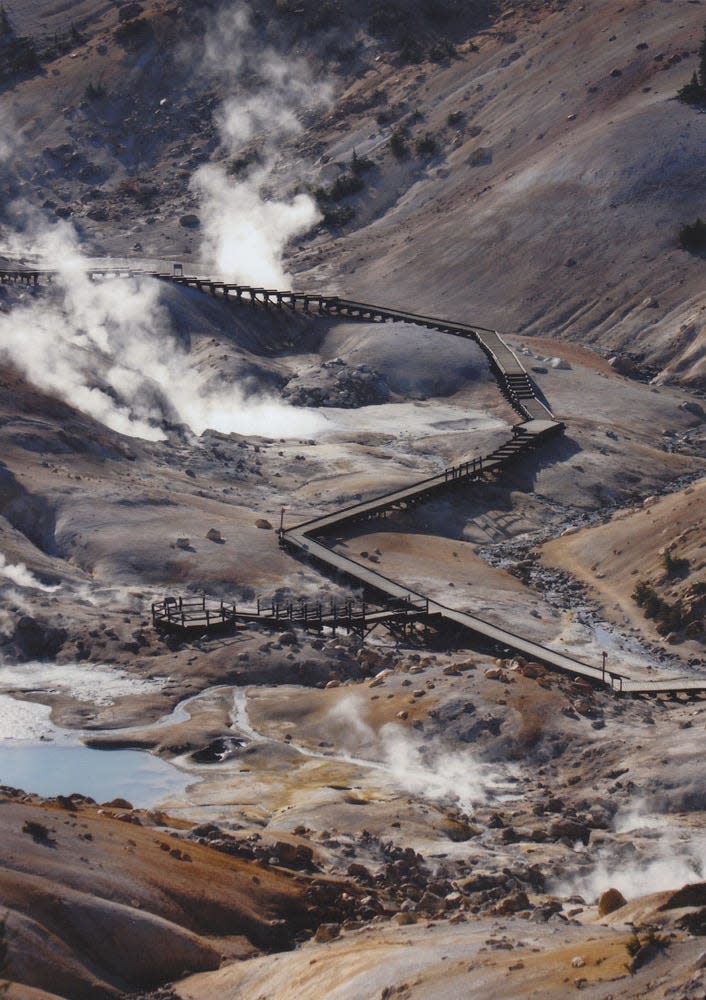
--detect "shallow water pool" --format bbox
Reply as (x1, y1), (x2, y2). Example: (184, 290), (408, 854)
(0, 741), (193, 807)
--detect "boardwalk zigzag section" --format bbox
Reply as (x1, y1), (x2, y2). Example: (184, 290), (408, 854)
(2, 265), (704, 697)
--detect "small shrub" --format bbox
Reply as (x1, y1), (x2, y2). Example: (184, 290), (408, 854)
(632, 578), (687, 635)
(227, 150), (262, 177)
(679, 218), (706, 253)
(22, 819), (51, 841)
(322, 204), (355, 228)
(350, 149), (374, 176)
(327, 171), (364, 201)
(118, 1), (144, 22)
(376, 108), (395, 125)
(399, 38), (423, 64)
(677, 24), (706, 103)
(114, 17), (150, 45)
(368, 4), (404, 34)
(428, 37), (456, 62)
(5, 36), (40, 74)
(467, 146), (493, 167)
(305, 0), (341, 31)
(423, 0), (458, 22)
(662, 548), (690, 577)
(84, 78), (107, 100)
(626, 931), (642, 958)
(632, 579), (654, 607)
(389, 126), (409, 160)
(626, 926), (670, 972)
(677, 72), (706, 104)
(414, 132), (439, 157)
(446, 109), (464, 127)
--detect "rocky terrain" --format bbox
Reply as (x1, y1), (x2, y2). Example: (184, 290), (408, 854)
(0, 0), (704, 998)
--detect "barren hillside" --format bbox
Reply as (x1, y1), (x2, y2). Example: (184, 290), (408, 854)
(0, 0), (704, 378)
(0, 2), (705, 999)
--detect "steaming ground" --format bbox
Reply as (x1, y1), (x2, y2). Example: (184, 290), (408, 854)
(0, 283), (705, 996)
(0, 0), (706, 993)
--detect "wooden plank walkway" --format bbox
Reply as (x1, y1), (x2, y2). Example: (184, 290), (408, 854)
(4, 263), (704, 697)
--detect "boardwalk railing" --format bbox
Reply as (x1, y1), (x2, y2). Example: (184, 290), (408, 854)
(152, 595), (236, 632)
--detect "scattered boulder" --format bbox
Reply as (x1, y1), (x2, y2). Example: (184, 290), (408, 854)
(255, 518), (273, 530)
(441, 813), (481, 842)
(518, 661), (544, 679)
(495, 889), (530, 914)
(179, 213), (201, 227)
(315, 922), (341, 943)
(549, 818), (591, 845)
(12, 616), (67, 660)
(598, 887), (627, 916)
(118, 2), (144, 21)
(102, 798), (134, 810)
(680, 400), (705, 418)
(659, 882), (706, 911)
(347, 862), (372, 881)
(609, 355), (635, 376)
(206, 528), (223, 542)
(268, 841), (314, 870)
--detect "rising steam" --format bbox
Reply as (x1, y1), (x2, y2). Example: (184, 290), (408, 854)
(0, 554), (59, 592)
(328, 694), (512, 813)
(0, 3), (333, 440)
(190, 3), (330, 285)
(553, 799), (706, 901)
(0, 223), (325, 440)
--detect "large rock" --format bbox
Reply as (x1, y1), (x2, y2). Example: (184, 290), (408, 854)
(495, 889), (530, 914)
(680, 400), (705, 418)
(609, 355), (635, 375)
(549, 818), (591, 845)
(598, 887), (627, 916)
(314, 923), (340, 942)
(13, 617), (67, 660)
(659, 882), (706, 911)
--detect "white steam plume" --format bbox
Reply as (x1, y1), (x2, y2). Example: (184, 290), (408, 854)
(553, 799), (706, 901)
(0, 554), (59, 592)
(0, 587), (33, 637)
(328, 694), (512, 813)
(380, 723), (513, 815)
(192, 165), (320, 288)
(190, 3), (330, 285)
(0, 213), (325, 440)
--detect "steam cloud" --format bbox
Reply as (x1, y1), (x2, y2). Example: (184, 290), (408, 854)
(0, 554), (59, 592)
(190, 3), (330, 285)
(0, 3), (332, 440)
(553, 800), (706, 901)
(328, 694), (512, 813)
(0, 216), (325, 439)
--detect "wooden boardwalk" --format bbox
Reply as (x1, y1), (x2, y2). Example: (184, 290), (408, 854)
(3, 262), (704, 697)
(151, 595), (236, 632)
